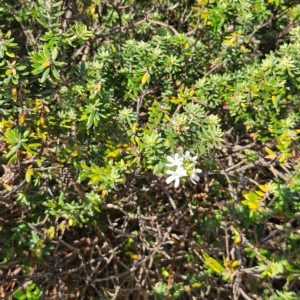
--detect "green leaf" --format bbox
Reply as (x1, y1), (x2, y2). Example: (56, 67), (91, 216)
(36, 18), (48, 27)
(59, 192), (65, 206)
(6, 146), (18, 159)
(52, 0), (63, 7)
(7, 153), (18, 165)
(13, 289), (25, 299)
(40, 67), (50, 83)
(27, 283), (36, 292)
(43, 46), (51, 61)
(53, 61), (66, 67)
(32, 65), (45, 75)
(203, 253), (225, 273)
(31, 233), (39, 244)
(51, 47), (58, 61)
(51, 66), (60, 80)
(153, 282), (167, 300)
(54, 11), (65, 17)
(153, 162), (164, 174)
(285, 261), (300, 273)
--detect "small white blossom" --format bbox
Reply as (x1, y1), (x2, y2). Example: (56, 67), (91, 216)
(190, 168), (202, 184)
(166, 166), (187, 188)
(183, 151), (198, 164)
(166, 153), (183, 167)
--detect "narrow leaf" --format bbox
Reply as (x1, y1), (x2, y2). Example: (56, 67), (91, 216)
(203, 253), (224, 273)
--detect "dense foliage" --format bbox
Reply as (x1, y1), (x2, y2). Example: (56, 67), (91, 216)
(0, 0), (300, 299)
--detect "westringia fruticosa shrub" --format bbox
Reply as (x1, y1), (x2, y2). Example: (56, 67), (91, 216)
(0, 0), (300, 299)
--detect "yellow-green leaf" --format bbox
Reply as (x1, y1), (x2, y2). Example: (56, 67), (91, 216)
(42, 61), (50, 68)
(59, 222), (66, 230)
(132, 123), (137, 131)
(6, 51), (15, 58)
(198, 0), (208, 4)
(19, 113), (25, 124)
(192, 282), (201, 288)
(255, 190), (265, 197)
(141, 72), (150, 85)
(271, 95), (278, 108)
(258, 184), (267, 192)
(242, 191), (261, 211)
(48, 226), (55, 238)
(26, 167), (34, 183)
(265, 147), (276, 160)
(107, 148), (120, 158)
(122, 174), (126, 184)
(242, 198), (260, 211)
(233, 234), (241, 244)
(231, 260), (239, 268)
(161, 267), (169, 278)
(279, 153), (287, 163)
(203, 253), (224, 273)
(170, 96), (186, 105)
(265, 147), (275, 155)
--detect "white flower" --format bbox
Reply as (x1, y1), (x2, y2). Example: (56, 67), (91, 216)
(183, 151), (198, 164)
(166, 166), (187, 188)
(190, 168), (202, 184)
(166, 153), (183, 167)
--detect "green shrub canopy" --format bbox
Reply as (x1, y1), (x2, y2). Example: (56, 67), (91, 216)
(0, 0), (300, 299)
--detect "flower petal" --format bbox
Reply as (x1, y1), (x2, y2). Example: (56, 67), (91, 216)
(167, 156), (174, 162)
(166, 175), (175, 184)
(166, 170), (175, 175)
(184, 150), (198, 163)
(166, 154), (183, 167)
(190, 174), (199, 184)
(174, 177), (180, 188)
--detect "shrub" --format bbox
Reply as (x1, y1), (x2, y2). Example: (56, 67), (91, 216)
(0, 0), (300, 299)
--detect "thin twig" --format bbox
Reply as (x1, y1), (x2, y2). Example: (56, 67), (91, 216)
(240, 288), (254, 300)
(158, 177), (180, 214)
